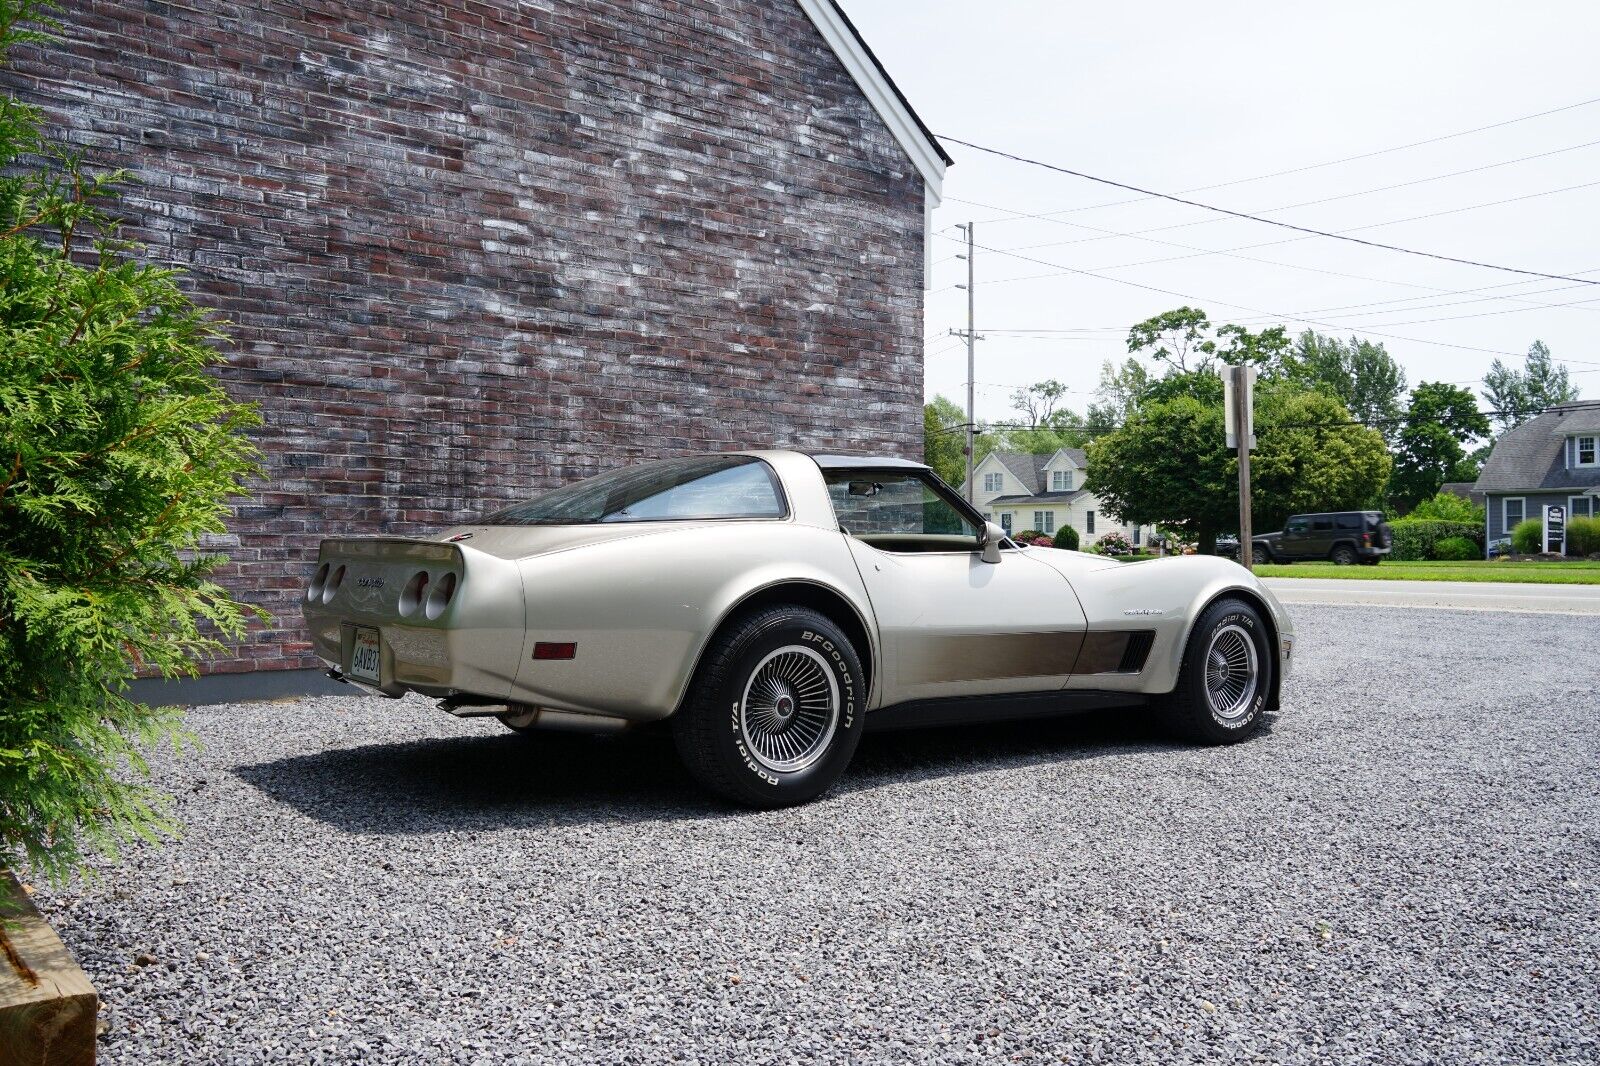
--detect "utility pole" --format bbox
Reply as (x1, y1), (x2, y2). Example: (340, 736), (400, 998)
(952, 222), (976, 501)
(1226, 364), (1256, 572)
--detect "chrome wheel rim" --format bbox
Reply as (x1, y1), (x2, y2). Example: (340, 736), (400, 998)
(739, 645), (839, 774)
(1204, 624), (1259, 723)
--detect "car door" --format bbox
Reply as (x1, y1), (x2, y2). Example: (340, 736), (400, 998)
(825, 470), (1087, 704)
(1282, 516), (1312, 559)
(1309, 515), (1336, 557)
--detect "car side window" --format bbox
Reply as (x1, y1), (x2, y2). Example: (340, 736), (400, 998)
(1336, 514), (1361, 530)
(1312, 518), (1334, 532)
(825, 472), (978, 545)
(1286, 518), (1310, 534)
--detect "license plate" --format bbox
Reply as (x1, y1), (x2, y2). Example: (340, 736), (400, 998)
(348, 626), (382, 684)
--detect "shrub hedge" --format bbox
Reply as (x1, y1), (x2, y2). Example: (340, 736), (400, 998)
(1388, 519), (1483, 561)
(1432, 536), (1479, 561)
(1511, 518), (1544, 554)
(1054, 525), (1080, 551)
(1567, 515), (1600, 556)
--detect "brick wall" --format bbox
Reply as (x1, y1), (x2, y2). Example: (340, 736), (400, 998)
(6, 0), (927, 673)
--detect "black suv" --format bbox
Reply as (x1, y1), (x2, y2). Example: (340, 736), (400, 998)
(1245, 511), (1392, 565)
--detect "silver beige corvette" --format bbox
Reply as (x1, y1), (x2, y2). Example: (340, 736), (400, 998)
(303, 451), (1293, 807)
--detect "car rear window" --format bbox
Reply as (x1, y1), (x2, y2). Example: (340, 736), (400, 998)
(483, 455), (786, 525)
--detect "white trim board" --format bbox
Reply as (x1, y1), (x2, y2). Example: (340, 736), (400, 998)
(794, 0), (948, 288)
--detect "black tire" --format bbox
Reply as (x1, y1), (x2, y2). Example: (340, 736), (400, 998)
(1360, 557), (1381, 566)
(1251, 545), (1271, 565)
(1158, 597), (1273, 744)
(1330, 544), (1358, 565)
(673, 606), (864, 808)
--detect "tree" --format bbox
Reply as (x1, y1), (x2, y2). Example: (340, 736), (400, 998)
(1, 0), (263, 882)
(922, 395), (966, 488)
(1288, 331), (1408, 441)
(1084, 357), (1150, 434)
(1481, 340), (1580, 433)
(1085, 379), (1389, 552)
(1214, 323), (1292, 373)
(1390, 382), (1491, 513)
(1009, 378), (1071, 428)
(1126, 307), (1215, 373)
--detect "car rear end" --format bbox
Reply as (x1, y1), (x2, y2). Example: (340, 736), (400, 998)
(1359, 512), (1393, 560)
(301, 537), (527, 701)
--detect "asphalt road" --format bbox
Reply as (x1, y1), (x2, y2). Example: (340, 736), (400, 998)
(33, 603), (1600, 1064)
(1264, 577), (1600, 614)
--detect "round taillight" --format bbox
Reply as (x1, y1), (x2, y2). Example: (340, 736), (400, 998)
(320, 564), (346, 605)
(307, 562), (330, 602)
(424, 572), (457, 620)
(398, 570), (429, 617)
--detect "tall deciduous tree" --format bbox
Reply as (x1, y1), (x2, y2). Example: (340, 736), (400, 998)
(1481, 340), (1580, 433)
(0, 0), (262, 882)
(1085, 377), (1389, 552)
(922, 395), (967, 489)
(1126, 307), (1215, 373)
(1288, 331), (1408, 441)
(1084, 357), (1150, 434)
(1390, 382), (1491, 513)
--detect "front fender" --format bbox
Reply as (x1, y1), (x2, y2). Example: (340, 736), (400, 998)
(1054, 554), (1293, 696)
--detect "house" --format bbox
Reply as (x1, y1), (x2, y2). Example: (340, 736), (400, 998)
(7, 0), (948, 696)
(1473, 401), (1600, 550)
(968, 449), (1149, 548)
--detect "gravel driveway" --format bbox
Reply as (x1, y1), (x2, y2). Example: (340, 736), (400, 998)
(34, 604), (1600, 1064)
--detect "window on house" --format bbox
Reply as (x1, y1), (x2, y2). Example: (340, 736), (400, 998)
(1000, 512), (1013, 534)
(1033, 511), (1055, 534)
(1133, 527), (1141, 546)
(983, 472), (1003, 492)
(1571, 496), (1594, 519)
(1086, 511), (1096, 534)
(1051, 470), (1072, 491)
(1578, 436), (1597, 466)
(1504, 497), (1525, 531)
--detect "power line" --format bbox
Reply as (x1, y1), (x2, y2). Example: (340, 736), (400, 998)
(937, 232), (1540, 359)
(938, 193), (1600, 318)
(937, 135), (1600, 286)
(932, 399), (1600, 438)
(961, 94), (1600, 226)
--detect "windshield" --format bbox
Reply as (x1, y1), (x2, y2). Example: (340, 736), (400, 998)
(483, 455), (787, 525)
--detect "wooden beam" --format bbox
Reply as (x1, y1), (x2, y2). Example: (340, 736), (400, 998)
(1, 869), (97, 1066)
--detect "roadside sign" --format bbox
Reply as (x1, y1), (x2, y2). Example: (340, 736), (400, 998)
(1544, 505), (1565, 555)
(1223, 366), (1256, 450)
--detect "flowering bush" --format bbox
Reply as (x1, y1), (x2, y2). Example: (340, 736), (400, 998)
(1094, 531), (1135, 557)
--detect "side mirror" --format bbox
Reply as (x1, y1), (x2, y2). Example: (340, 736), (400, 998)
(979, 521), (1006, 564)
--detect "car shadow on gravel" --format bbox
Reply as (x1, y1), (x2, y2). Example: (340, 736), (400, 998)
(234, 707), (1278, 833)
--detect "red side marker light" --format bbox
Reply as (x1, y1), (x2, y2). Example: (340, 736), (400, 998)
(532, 642), (576, 661)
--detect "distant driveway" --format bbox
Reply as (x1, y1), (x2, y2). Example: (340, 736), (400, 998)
(1264, 577), (1600, 614)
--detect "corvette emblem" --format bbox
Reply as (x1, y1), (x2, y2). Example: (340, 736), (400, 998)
(1123, 608), (1163, 616)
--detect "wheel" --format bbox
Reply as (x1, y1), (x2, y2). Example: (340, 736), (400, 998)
(1330, 545), (1358, 565)
(673, 606), (864, 808)
(1158, 597), (1273, 744)
(1251, 545), (1271, 565)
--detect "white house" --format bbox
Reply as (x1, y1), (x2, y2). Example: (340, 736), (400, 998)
(967, 449), (1149, 548)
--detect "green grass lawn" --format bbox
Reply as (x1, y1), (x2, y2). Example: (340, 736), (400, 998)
(1254, 559), (1600, 585)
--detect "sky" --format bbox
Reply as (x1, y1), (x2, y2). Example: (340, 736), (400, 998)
(842, 0), (1600, 424)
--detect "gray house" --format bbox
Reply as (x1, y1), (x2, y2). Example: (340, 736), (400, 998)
(1473, 401), (1600, 551)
